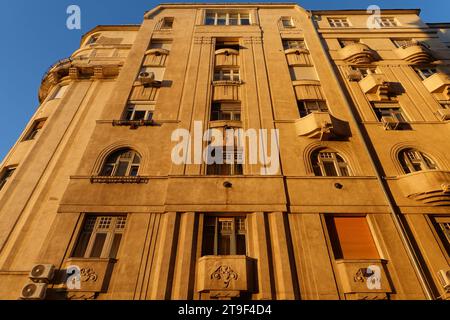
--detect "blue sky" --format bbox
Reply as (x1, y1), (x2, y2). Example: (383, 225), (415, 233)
(0, 0), (449, 161)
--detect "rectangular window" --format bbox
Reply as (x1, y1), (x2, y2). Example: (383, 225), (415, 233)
(53, 85), (68, 100)
(328, 18), (350, 28)
(206, 147), (243, 176)
(282, 39), (306, 50)
(205, 11), (251, 26)
(124, 104), (155, 121)
(298, 100), (328, 117)
(202, 216), (247, 256)
(414, 67), (437, 80)
(23, 119), (46, 141)
(72, 215), (127, 259)
(440, 101), (450, 109)
(432, 217), (450, 256)
(372, 104), (407, 122)
(281, 17), (294, 28)
(161, 17), (174, 29)
(0, 167), (16, 191)
(150, 40), (172, 51)
(377, 17), (398, 27)
(211, 102), (241, 121)
(338, 39), (359, 48)
(392, 38), (414, 48)
(326, 216), (380, 260)
(214, 68), (240, 82)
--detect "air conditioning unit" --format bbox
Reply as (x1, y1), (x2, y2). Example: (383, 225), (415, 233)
(20, 282), (47, 300)
(138, 71), (155, 84)
(437, 269), (450, 292)
(381, 116), (400, 130)
(347, 69), (362, 82)
(437, 108), (450, 121)
(29, 264), (55, 283)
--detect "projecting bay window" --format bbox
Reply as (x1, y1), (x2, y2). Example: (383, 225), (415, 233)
(0, 167), (16, 191)
(211, 102), (241, 121)
(281, 17), (294, 28)
(202, 216), (247, 256)
(205, 11), (250, 26)
(72, 216), (127, 259)
(312, 150), (351, 177)
(352, 66), (377, 78)
(161, 17), (174, 29)
(326, 216), (380, 260)
(297, 100), (328, 117)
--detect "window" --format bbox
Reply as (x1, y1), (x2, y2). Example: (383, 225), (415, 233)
(0, 167), (16, 191)
(214, 68), (240, 82)
(205, 11), (250, 26)
(414, 67), (437, 80)
(312, 149), (351, 177)
(297, 100), (328, 117)
(328, 18), (350, 28)
(211, 102), (241, 121)
(149, 40), (172, 51)
(282, 39), (306, 50)
(206, 147), (243, 176)
(23, 119), (46, 141)
(87, 34), (99, 45)
(432, 217), (450, 256)
(161, 17), (174, 29)
(72, 215), (127, 259)
(281, 17), (294, 28)
(53, 85), (68, 100)
(392, 38), (415, 48)
(326, 216), (379, 260)
(399, 149), (438, 174)
(338, 39), (360, 48)
(372, 104), (407, 122)
(440, 101), (450, 109)
(202, 216), (247, 256)
(376, 17), (398, 27)
(124, 104), (154, 121)
(351, 66), (377, 78)
(100, 149), (141, 177)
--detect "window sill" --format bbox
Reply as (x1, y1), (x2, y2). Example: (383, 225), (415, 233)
(90, 176), (150, 184)
(112, 119), (158, 129)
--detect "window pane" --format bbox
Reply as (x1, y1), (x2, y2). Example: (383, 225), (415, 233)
(323, 161), (338, 177)
(100, 164), (114, 176)
(109, 234), (122, 259)
(328, 217), (379, 260)
(240, 14), (250, 25)
(115, 161), (129, 176)
(202, 217), (216, 256)
(218, 234), (231, 255)
(229, 13), (238, 25)
(205, 13), (215, 25)
(236, 234), (246, 255)
(72, 232), (92, 258)
(133, 111), (146, 120)
(129, 166), (139, 177)
(90, 233), (107, 258)
(217, 13), (226, 25)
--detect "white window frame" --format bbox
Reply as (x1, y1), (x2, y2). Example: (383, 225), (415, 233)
(282, 39), (306, 50)
(392, 38), (415, 48)
(313, 151), (351, 177)
(414, 67), (437, 80)
(281, 16), (294, 28)
(376, 17), (398, 27)
(214, 68), (240, 82)
(372, 104), (408, 122)
(100, 149), (141, 177)
(125, 104), (155, 121)
(205, 11), (251, 26)
(400, 149), (438, 173)
(298, 100), (328, 117)
(202, 216), (247, 256)
(328, 17), (350, 28)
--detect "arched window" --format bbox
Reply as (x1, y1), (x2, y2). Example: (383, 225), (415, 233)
(399, 149), (437, 174)
(312, 149), (351, 177)
(100, 149), (141, 177)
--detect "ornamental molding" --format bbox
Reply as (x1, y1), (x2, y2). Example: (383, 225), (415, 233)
(211, 265), (238, 289)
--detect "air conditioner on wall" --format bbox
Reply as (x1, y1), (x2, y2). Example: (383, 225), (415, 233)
(437, 269), (450, 292)
(381, 116), (400, 130)
(29, 264), (55, 283)
(347, 69), (362, 81)
(20, 282), (48, 300)
(138, 71), (162, 87)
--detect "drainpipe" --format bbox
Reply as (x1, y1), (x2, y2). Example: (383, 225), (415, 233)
(307, 10), (434, 300)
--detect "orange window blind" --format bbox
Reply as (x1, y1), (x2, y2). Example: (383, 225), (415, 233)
(327, 216), (380, 260)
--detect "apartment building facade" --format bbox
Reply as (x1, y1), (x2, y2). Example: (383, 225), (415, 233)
(0, 3), (449, 300)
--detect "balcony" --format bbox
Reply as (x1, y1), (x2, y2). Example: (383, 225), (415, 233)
(422, 73), (450, 100)
(394, 42), (434, 64)
(284, 48), (312, 66)
(397, 170), (450, 206)
(294, 112), (349, 141)
(63, 258), (115, 299)
(359, 74), (396, 101)
(335, 259), (392, 300)
(339, 43), (378, 65)
(215, 48), (239, 67)
(212, 81), (241, 101)
(197, 256), (255, 298)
